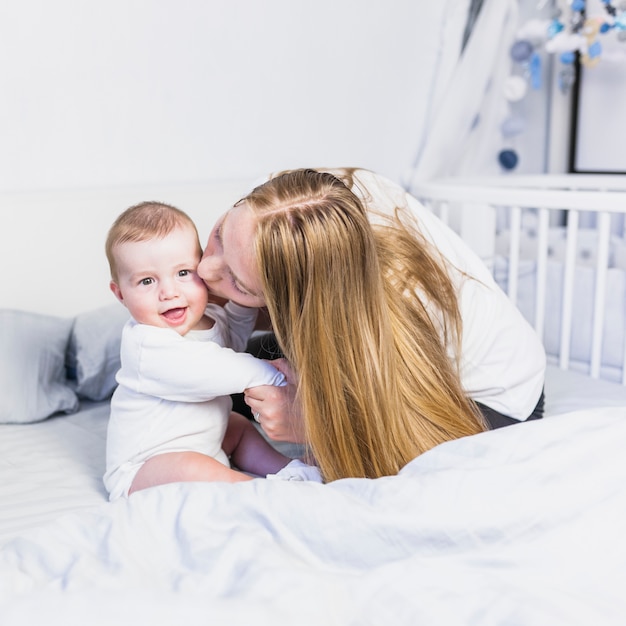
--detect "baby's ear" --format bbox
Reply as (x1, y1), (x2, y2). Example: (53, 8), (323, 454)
(110, 281), (125, 305)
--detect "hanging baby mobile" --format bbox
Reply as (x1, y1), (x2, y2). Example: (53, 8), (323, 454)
(498, 0), (626, 171)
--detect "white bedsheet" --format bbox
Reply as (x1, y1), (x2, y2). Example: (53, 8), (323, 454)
(0, 402), (108, 545)
(1, 404), (625, 625)
(545, 365), (626, 415)
(1, 365), (625, 548)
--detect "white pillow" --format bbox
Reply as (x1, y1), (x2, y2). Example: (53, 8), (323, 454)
(66, 304), (129, 401)
(0, 309), (79, 423)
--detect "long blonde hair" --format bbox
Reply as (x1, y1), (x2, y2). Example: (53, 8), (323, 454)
(244, 168), (486, 481)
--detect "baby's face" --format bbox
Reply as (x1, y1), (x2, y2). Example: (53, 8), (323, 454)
(111, 224), (210, 335)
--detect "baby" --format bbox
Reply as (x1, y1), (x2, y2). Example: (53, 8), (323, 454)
(103, 201), (320, 500)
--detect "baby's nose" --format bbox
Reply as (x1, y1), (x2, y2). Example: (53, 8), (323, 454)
(159, 279), (179, 300)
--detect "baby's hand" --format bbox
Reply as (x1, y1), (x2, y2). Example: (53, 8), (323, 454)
(269, 358), (297, 384)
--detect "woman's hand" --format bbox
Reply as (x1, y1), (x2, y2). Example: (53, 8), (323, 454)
(244, 358), (306, 443)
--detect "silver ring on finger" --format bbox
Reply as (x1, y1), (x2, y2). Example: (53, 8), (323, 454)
(253, 411), (261, 423)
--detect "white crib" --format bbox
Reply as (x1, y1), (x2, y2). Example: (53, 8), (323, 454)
(412, 175), (626, 385)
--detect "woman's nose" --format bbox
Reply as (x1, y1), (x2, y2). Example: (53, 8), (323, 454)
(197, 253), (221, 282)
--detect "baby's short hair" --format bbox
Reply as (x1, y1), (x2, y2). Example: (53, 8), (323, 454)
(106, 201), (201, 282)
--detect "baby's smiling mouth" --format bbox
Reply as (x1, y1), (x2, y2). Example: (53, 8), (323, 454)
(161, 307), (187, 324)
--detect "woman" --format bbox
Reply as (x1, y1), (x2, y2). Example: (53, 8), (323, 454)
(198, 168), (546, 482)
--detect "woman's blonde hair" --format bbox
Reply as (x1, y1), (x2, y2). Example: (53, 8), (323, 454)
(243, 168), (486, 482)
(105, 201), (201, 282)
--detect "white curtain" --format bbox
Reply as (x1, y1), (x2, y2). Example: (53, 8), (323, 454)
(405, 0), (519, 187)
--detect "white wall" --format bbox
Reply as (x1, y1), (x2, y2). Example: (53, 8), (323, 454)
(0, 181), (254, 316)
(0, 0), (457, 192)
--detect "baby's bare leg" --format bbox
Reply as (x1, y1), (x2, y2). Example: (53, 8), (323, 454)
(223, 412), (291, 476)
(129, 451), (252, 495)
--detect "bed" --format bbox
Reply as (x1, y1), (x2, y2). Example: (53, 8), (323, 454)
(1, 175), (626, 625)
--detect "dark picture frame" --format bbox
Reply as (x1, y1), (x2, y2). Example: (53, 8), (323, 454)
(568, 32), (626, 174)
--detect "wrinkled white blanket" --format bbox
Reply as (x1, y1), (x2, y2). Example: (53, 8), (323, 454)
(1, 407), (625, 626)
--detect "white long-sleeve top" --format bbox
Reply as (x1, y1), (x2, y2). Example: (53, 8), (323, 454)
(103, 302), (285, 500)
(333, 168), (546, 420)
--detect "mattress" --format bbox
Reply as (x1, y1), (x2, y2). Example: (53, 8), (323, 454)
(1, 365), (624, 548)
(0, 400), (304, 547)
(2, 401), (626, 626)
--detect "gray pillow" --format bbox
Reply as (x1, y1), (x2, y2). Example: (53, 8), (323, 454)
(0, 309), (79, 423)
(66, 304), (129, 401)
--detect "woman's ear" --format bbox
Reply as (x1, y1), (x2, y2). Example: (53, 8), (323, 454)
(110, 281), (125, 305)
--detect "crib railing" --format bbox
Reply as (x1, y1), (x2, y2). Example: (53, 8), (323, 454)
(411, 175), (626, 385)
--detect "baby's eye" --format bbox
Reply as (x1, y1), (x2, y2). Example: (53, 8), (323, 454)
(178, 269), (191, 277)
(140, 277), (154, 286)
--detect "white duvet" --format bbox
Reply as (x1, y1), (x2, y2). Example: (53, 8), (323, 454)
(1, 407), (625, 626)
